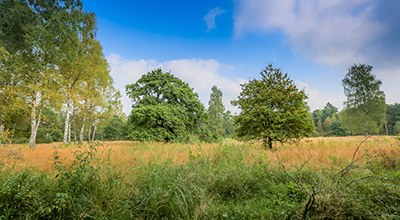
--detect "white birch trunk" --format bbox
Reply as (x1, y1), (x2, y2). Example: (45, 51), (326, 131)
(79, 114), (86, 143)
(0, 121), (4, 137)
(91, 121), (97, 142)
(71, 102), (75, 144)
(29, 94), (41, 150)
(68, 120), (71, 143)
(87, 123), (92, 143)
(63, 99), (71, 144)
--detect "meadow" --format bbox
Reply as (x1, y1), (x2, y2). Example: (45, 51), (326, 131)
(0, 136), (399, 219)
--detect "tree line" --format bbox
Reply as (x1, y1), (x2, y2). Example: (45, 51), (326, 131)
(312, 64), (400, 137)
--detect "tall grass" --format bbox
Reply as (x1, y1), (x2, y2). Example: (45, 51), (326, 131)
(0, 137), (399, 219)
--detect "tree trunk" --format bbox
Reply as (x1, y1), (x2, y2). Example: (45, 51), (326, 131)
(268, 137), (273, 149)
(68, 120), (71, 143)
(385, 118), (389, 136)
(10, 123), (16, 144)
(263, 136), (273, 149)
(87, 122), (92, 143)
(0, 120), (4, 137)
(29, 97), (41, 150)
(72, 103), (76, 144)
(91, 121), (97, 142)
(63, 99), (71, 144)
(79, 114), (86, 143)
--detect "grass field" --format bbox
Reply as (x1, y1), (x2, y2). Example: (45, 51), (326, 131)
(1, 136), (399, 219)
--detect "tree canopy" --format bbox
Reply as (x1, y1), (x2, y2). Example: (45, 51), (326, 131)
(342, 64), (386, 135)
(232, 64), (314, 148)
(125, 68), (207, 142)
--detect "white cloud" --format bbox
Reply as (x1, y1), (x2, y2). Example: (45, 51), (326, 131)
(233, 0), (400, 104)
(233, 0), (383, 68)
(296, 81), (344, 111)
(204, 7), (227, 32)
(107, 53), (245, 115)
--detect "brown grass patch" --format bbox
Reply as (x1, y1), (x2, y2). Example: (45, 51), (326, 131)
(1, 136), (399, 172)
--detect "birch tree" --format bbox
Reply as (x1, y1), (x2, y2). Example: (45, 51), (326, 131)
(0, 0), (84, 149)
(342, 64), (386, 136)
(59, 12), (97, 144)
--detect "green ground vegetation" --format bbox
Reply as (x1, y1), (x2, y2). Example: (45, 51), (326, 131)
(1, 140), (399, 219)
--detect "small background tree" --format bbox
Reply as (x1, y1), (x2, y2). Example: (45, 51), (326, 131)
(207, 86), (225, 140)
(342, 64), (386, 136)
(231, 64), (314, 149)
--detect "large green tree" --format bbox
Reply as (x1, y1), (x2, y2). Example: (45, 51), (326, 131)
(232, 64), (314, 149)
(342, 64), (386, 136)
(125, 68), (207, 142)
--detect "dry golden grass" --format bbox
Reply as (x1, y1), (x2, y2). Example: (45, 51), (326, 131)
(1, 136), (399, 172)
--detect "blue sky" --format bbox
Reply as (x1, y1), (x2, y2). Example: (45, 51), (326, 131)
(82, 0), (400, 115)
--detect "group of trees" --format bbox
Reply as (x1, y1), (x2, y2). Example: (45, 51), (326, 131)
(123, 65), (314, 149)
(0, 0), (121, 148)
(124, 69), (234, 143)
(123, 63), (395, 149)
(311, 64), (399, 137)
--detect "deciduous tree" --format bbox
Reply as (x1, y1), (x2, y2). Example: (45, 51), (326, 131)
(126, 68), (207, 142)
(231, 64), (314, 149)
(342, 64), (386, 136)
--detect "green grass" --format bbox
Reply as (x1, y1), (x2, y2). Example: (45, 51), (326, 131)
(0, 141), (399, 219)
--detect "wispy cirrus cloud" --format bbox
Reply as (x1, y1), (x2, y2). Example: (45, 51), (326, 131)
(204, 7), (227, 32)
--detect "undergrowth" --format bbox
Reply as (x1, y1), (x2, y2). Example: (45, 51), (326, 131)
(0, 140), (399, 219)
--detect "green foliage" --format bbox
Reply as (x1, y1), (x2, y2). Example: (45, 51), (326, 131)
(327, 121), (349, 136)
(0, 142), (399, 219)
(394, 121), (400, 136)
(36, 108), (63, 143)
(387, 103), (400, 135)
(311, 103), (341, 137)
(53, 142), (101, 195)
(312, 109), (323, 127)
(103, 115), (126, 141)
(222, 110), (235, 138)
(207, 85), (225, 139)
(126, 68), (208, 142)
(322, 102), (338, 121)
(126, 104), (188, 142)
(342, 64), (386, 135)
(232, 64), (314, 148)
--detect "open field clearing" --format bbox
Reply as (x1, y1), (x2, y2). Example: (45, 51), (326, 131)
(2, 136), (399, 171)
(1, 136), (399, 219)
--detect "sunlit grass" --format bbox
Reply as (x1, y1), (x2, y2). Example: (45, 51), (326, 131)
(0, 136), (399, 219)
(1, 136), (399, 173)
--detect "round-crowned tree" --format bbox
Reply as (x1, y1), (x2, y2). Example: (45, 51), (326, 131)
(231, 64), (314, 149)
(125, 68), (207, 142)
